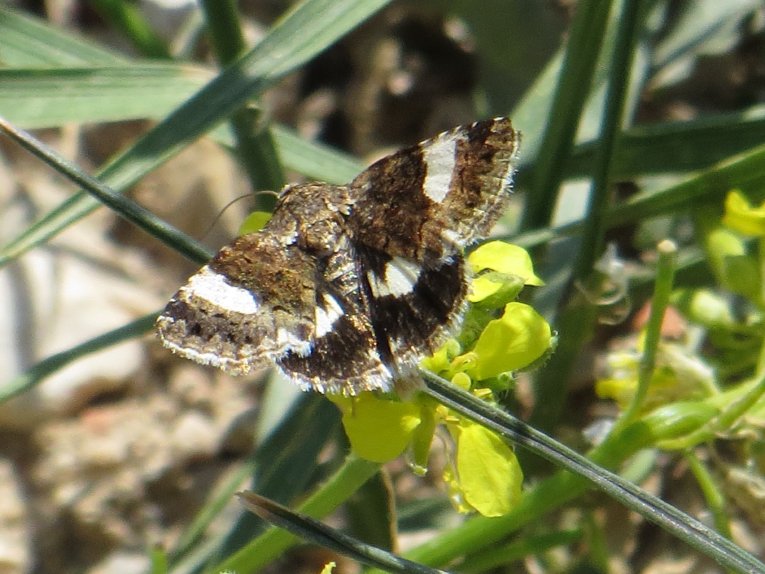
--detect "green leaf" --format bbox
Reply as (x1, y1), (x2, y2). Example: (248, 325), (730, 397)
(0, 0), (391, 266)
(0, 6), (127, 66)
(0, 65), (214, 127)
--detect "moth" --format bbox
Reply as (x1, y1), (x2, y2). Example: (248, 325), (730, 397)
(156, 118), (520, 395)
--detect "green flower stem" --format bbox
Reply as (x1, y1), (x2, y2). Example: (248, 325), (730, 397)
(620, 239), (678, 425)
(200, 0), (286, 204)
(758, 235), (765, 373)
(661, 370), (765, 450)
(214, 455), (381, 573)
(685, 451), (733, 540)
(573, 0), (643, 280)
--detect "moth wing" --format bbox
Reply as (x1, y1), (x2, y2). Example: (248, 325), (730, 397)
(343, 119), (519, 378)
(156, 234), (318, 376)
(275, 238), (394, 395)
(157, 118), (520, 393)
(358, 247), (468, 377)
(348, 117), (519, 261)
(157, 233), (395, 394)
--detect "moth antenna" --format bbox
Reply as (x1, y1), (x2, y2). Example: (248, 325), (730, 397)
(202, 191), (279, 239)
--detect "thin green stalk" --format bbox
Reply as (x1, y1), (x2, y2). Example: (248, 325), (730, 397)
(88, 0), (170, 58)
(200, 0), (285, 202)
(529, 0), (644, 434)
(0, 117), (212, 265)
(759, 235), (765, 373)
(230, 107), (285, 209)
(620, 239), (678, 425)
(573, 0), (644, 279)
(170, 460), (257, 563)
(149, 547), (169, 574)
(685, 451), (733, 541)
(459, 530), (582, 573)
(662, 370), (765, 449)
(521, 0), (612, 231)
(585, 511), (610, 573)
(238, 491), (447, 574)
(0, 313), (158, 403)
(200, 0), (246, 64)
(522, 0), (618, 432)
(526, 297), (598, 434)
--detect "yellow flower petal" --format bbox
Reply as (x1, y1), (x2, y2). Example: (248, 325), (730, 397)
(467, 302), (551, 379)
(469, 241), (543, 285)
(450, 422), (523, 516)
(723, 190), (765, 237)
(332, 394), (421, 463)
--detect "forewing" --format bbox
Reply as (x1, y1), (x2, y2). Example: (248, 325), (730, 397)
(156, 234), (318, 376)
(342, 118), (517, 377)
(348, 117), (519, 262)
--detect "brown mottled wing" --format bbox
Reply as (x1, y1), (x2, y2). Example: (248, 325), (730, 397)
(274, 235), (394, 394)
(156, 234), (318, 376)
(157, 225), (394, 395)
(346, 118), (519, 374)
(348, 117), (519, 262)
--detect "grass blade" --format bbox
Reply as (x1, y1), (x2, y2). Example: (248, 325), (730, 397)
(0, 65), (213, 127)
(0, 313), (157, 403)
(0, 117), (211, 264)
(522, 0), (613, 230)
(238, 491), (448, 574)
(0, 6), (126, 65)
(214, 455), (381, 573)
(0, 0), (391, 266)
